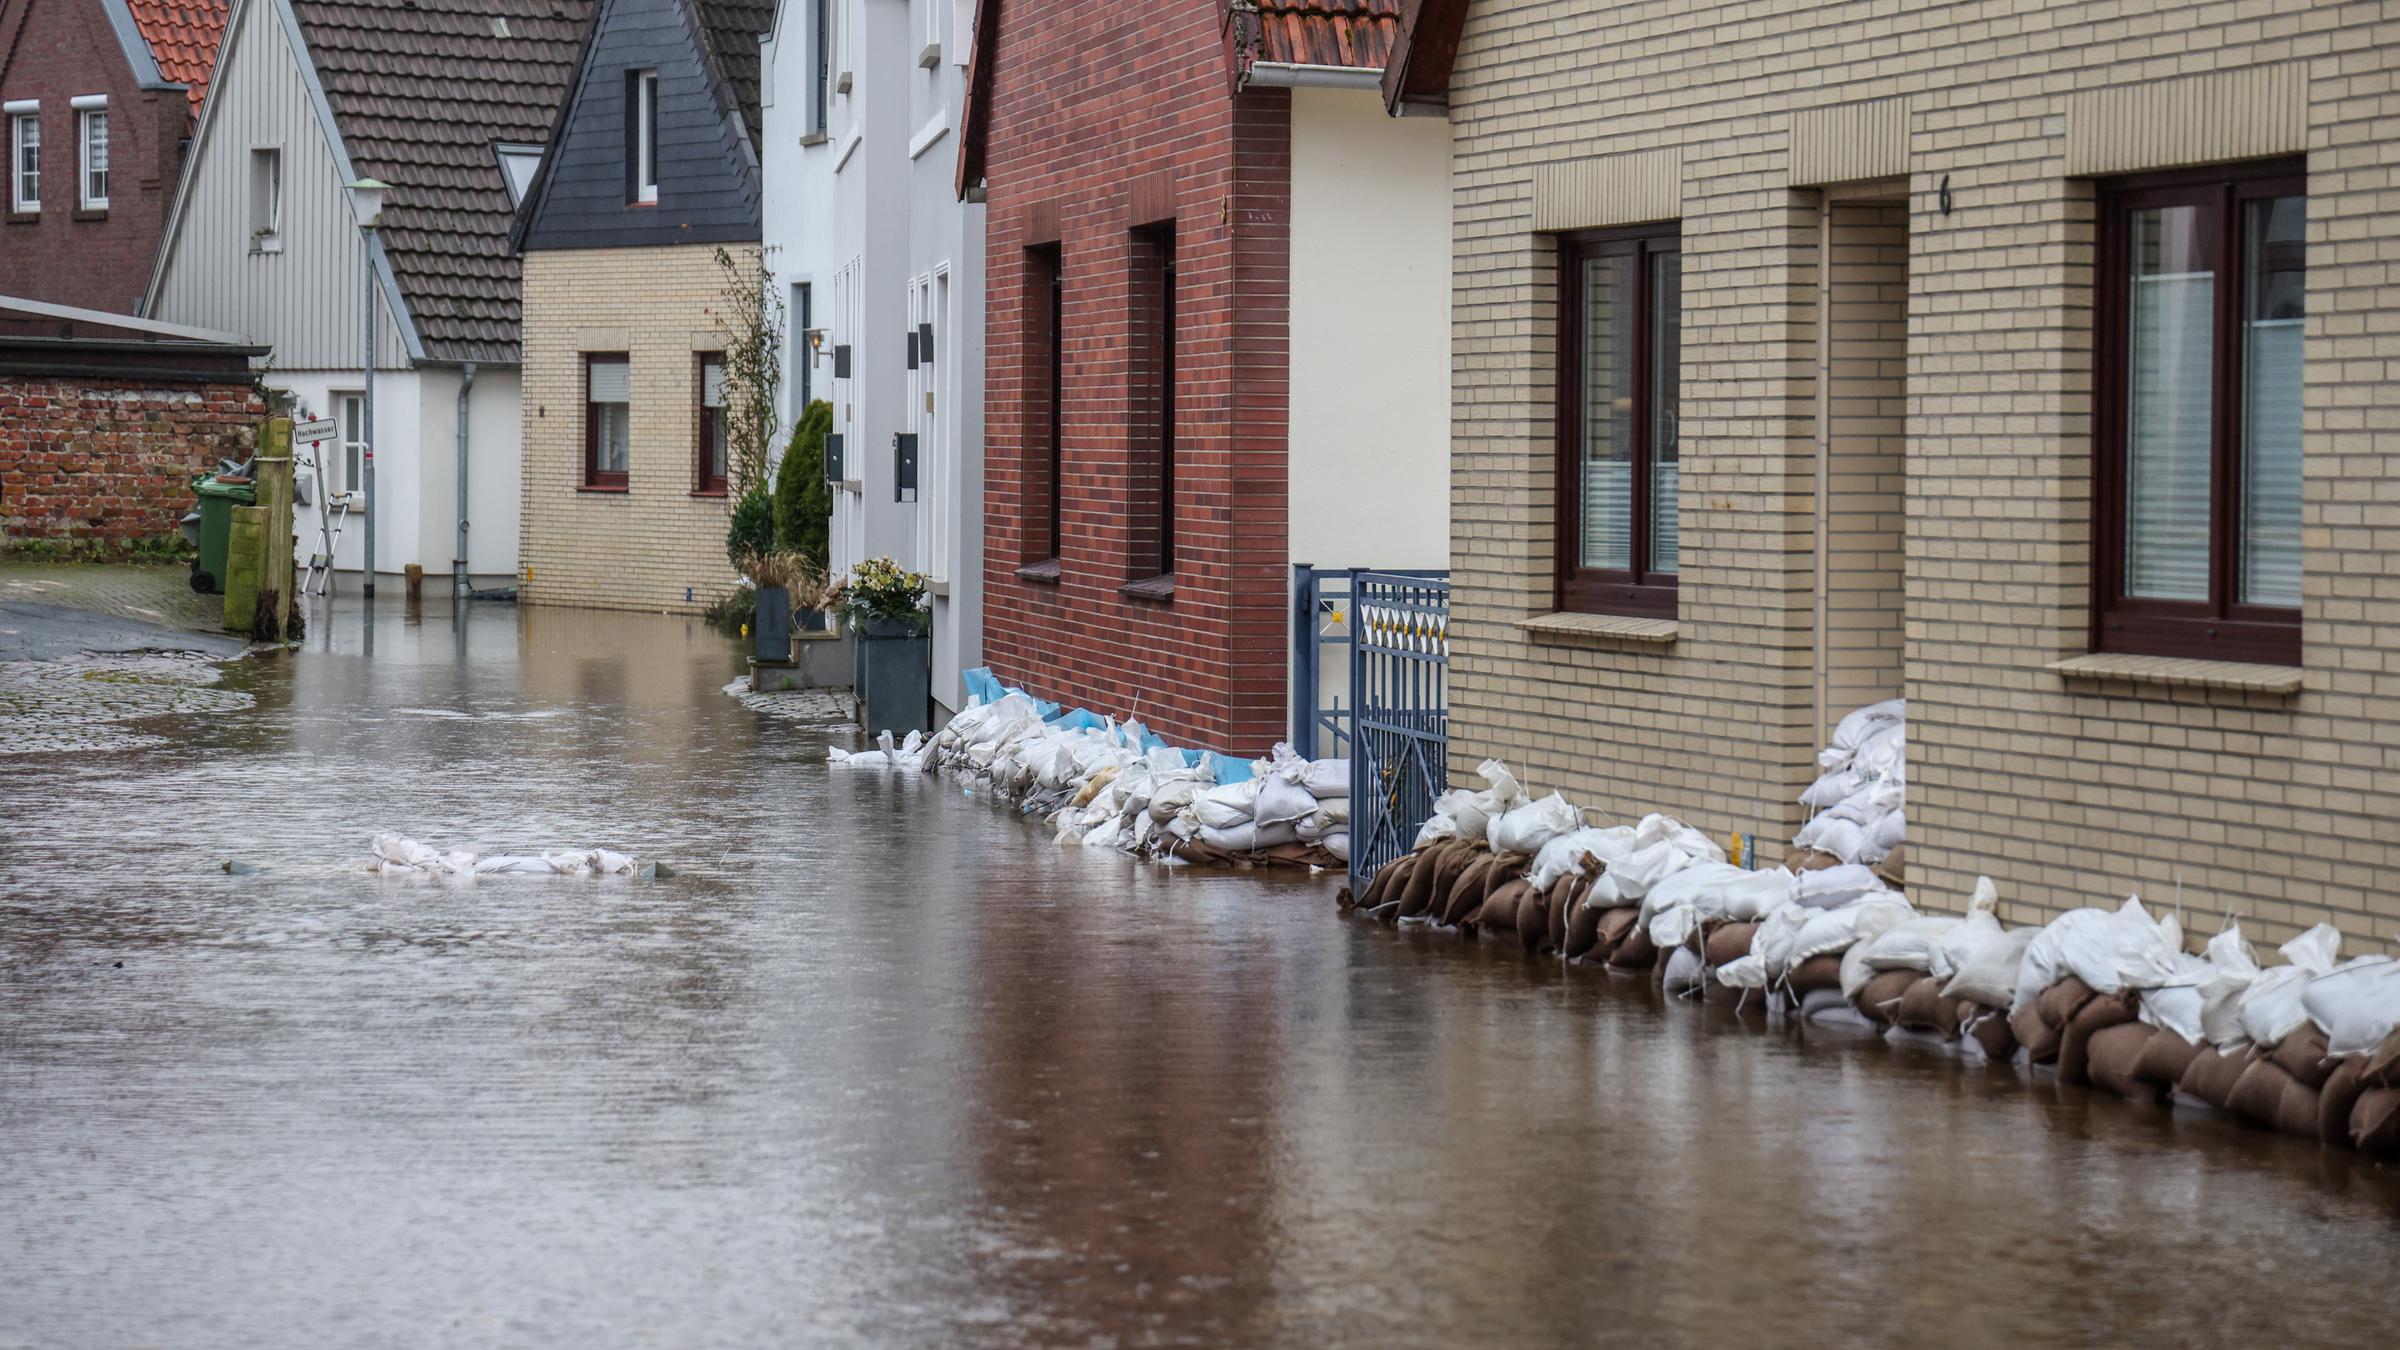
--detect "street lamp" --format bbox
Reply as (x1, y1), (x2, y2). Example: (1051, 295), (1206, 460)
(345, 177), (389, 598)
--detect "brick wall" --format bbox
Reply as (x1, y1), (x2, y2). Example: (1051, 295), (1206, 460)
(0, 0), (189, 313)
(1444, 1), (2400, 943)
(979, 0), (1293, 755)
(0, 374), (261, 543)
(517, 244), (743, 615)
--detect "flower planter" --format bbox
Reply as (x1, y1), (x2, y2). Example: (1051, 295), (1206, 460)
(753, 585), (793, 663)
(797, 606), (830, 633)
(854, 614), (931, 736)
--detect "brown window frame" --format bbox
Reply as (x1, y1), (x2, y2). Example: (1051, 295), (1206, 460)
(1127, 220), (1176, 587)
(1555, 225), (1681, 618)
(583, 353), (630, 491)
(1020, 241), (1064, 570)
(2091, 158), (2304, 666)
(695, 352), (728, 496)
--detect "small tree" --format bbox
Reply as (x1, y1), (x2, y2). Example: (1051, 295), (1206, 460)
(709, 246), (782, 495)
(775, 399), (834, 574)
(726, 484), (775, 568)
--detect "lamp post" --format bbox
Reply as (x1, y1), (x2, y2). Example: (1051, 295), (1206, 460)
(345, 177), (389, 598)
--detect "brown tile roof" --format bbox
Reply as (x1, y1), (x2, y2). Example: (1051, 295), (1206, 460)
(292, 0), (595, 365)
(124, 0), (233, 122)
(1255, 0), (1400, 70)
(692, 0), (773, 150)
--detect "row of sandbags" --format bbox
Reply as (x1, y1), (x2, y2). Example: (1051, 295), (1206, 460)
(364, 833), (641, 878)
(908, 682), (1350, 871)
(1344, 761), (2400, 1159)
(1795, 699), (1906, 867)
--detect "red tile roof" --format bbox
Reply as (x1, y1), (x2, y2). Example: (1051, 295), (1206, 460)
(1255, 0), (1400, 70)
(124, 0), (233, 121)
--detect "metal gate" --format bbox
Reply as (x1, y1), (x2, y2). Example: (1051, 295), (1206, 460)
(1347, 571), (1450, 891)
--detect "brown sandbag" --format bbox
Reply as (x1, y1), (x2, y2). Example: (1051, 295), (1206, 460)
(1872, 842), (1906, 889)
(1965, 1008), (2018, 1062)
(1352, 852), (1413, 910)
(1608, 924), (1658, 973)
(2364, 1026), (2400, 1088)
(1564, 900), (1607, 962)
(2351, 1088), (2400, 1158)
(1484, 852), (1532, 902)
(1784, 953), (1842, 997)
(1481, 878), (1533, 935)
(2227, 1057), (2321, 1140)
(1704, 921), (1759, 970)
(1591, 906), (1640, 963)
(1167, 836), (1237, 867)
(2319, 1058), (2370, 1149)
(2057, 991), (2138, 1088)
(2177, 1046), (2248, 1110)
(2130, 1030), (2203, 1091)
(1895, 976), (1964, 1038)
(1396, 841), (1458, 918)
(2085, 1022), (2164, 1103)
(2011, 1003), (2062, 1066)
(1542, 876), (1574, 953)
(2036, 976), (2098, 1032)
(2269, 1024), (2338, 1090)
(1853, 969), (1920, 1027)
(1443, 855), (1499, 927)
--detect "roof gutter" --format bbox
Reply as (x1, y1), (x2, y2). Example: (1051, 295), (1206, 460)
(1242, 62), (1384, 91)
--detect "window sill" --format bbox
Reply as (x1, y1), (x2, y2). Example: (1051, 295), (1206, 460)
(576, 484), (629, 495)
(833, 477), (863, 495)
(72, 207), (106, 221)
(6, 211), (40, 225)
(1121, 573), (1176, 602)
(927, 577), (950, 598)
(691, 487), (728, 499)
(1519, 611), (1678, 644)
(1015, 558), (1061, 585)
(799, 130), (829, 146)
(917, 42), (941, 69)
(2047, 652), (2303, 696)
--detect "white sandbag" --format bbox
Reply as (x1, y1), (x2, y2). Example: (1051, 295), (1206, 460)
(1863, 915), (1961, 974)
(1490, 792), (1580, 856)
(1430, 788), (1489, 842)
(1662, 945), (1707, 996)
(1461, 759), (1530, 847)
(1836, 899), (1918, 999)
(2009, 907), (2110, 1015)
(1583, 872), (1624, 911)
(1633, 813), (1727, 864)
(1322, 831), (1350, 863)
(1641, 861), (1755, 950)
(1199, 822), (1259, 852)
(1800, 768), (1863, 809)
(1606, 839), (1695, 902)
(1800, 987), (1880, 1031)
(1302, 759), (1350, 799)
(1796, 898), (1913, 993)
(1192, 779), (1263, 830)
(2303, 956), (2400, 1058)
(2236, 923), (2343, 1050)
(2059, 896), (2186, 997)
(1313, 797), (1349, 826)
(2137, 953), (2213, 1046)
(1851, 722), (1906, 781)
(1722, 868), (1798, 922)
(1792, 865), (1887, 910)
(1862, 808), (1906, 860)
(1529, 826), (1639, 893)
(2197, 922), (2261, 1049)
(1716, 952), (1771, 990)
(1928, 878), (2003, 983)
(1414, 813), (1461, 847)
(1149, 780), (1202, 822)
(1941, 926), (2039, 1010)
(1831, 698), (1906, 754)
(1252, 775), (1319, 829)
(1806, 818), (1869, 865)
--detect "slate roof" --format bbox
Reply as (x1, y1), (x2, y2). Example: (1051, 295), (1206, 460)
(124, 0), (234, 121)
(1255, 0), (1400, 69)
(692, 0), (771, 149)
(292, 0), (595, 364)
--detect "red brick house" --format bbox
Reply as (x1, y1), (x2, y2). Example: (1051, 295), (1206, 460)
(959, 0), (1451, 754)
(0, 0), (231, 313)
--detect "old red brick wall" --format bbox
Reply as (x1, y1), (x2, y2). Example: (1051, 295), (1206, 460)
(0, 0), (189, 313)
(980, 0), (1293, 755)
(0, 375), (262, 544)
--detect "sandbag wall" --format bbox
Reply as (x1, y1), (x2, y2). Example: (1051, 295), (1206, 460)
(1344, 752), (2400, 1162)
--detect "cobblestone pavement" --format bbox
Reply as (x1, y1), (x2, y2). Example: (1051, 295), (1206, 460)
(721, 675), (857, 728)
(0, 560), (230, 640)
(0, 561), (253, 753)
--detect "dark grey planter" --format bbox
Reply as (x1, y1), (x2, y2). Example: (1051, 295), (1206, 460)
(854, 614), (931, 736)
(753, 585), (792, 663)
(797, 606), (830, 633)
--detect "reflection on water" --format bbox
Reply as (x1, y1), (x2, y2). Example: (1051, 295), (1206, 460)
(4, 600), (2399, 1347)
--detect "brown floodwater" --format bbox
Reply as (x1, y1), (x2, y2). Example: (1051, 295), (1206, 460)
(4, 600), (2399, 1348)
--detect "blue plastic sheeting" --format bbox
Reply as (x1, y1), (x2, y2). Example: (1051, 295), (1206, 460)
(1200, 751), (1254, 785)
(962, 667), (1060, 721)
(1051, 708), (1109, 733)
(960, 668), (1243, 780)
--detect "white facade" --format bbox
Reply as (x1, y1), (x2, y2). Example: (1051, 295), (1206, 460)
(1283, 83), (1454, 733)
(762, 0), (984, 715)
(142, 0), (522, 589)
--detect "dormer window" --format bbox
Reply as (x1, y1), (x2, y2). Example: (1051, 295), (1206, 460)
(629, 69), (659, 205)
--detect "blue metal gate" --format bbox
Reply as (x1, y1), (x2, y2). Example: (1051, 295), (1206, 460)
(1347, 571), (1450, 891)
(1290, 565), (1355, 761)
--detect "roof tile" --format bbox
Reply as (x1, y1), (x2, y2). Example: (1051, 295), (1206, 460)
(124, 0), (234, 121)
(1256, 0), (1400, 70)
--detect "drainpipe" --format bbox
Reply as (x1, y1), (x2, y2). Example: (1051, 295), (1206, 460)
(1240, 62), (1384, 91)
(455, 361), (477, 598)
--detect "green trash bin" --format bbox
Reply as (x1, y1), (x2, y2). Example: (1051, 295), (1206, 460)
(192, 475), (257, 595)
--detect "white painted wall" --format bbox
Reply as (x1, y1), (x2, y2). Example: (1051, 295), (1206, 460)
(1287, 86), (1452, 574)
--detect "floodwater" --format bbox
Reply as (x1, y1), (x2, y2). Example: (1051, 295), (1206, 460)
(5, 601), (2400, 1349)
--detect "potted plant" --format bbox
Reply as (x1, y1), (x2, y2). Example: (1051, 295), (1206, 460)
(827, 556), (931, 734)
(740, 549), (818, 665)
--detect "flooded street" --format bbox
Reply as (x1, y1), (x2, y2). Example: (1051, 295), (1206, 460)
(5, 602), (2400, 1348)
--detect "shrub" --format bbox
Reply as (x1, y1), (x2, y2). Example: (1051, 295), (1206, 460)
(725, 484), (774, 569)
(824, 556), (930, 634)
(774, 399), (833, 573)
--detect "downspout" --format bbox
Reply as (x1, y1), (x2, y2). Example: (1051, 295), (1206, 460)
(456, 361), (477, 598)
(1241, 62), (1384, 91)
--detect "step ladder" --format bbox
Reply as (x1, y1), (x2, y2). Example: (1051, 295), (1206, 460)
(304, 491), (358, 597)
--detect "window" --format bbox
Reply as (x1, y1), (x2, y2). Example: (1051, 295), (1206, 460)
(697, 355), (728, 493)
(1556, 227), (1681, 617)
(495, 143), (541, 205)
(791, 282), (813, 417)
(629, 70), (659, 204)
(2093, 160), (2304, 664)
(8, 104), (38, 213)
(249, 148), (281, 251)
(74, 99), (105, 209)
(585, 355), (631, 489)
(332, 392), (366, 497)
(1024, 242), (1063, 564)
(809, 0), (829, 132)
(1127, 223), (1177, 583)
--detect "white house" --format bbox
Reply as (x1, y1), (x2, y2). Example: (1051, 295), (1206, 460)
(142, 0), (592, 594)
(760, 0), (983, 716)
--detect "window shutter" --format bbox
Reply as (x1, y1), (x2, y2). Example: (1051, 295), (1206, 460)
(919, 321), (935, 365)
(588, 357), (630, 404)
(2123, 270), (2214, 601)
(895, 433), (918, 502)
(825, 432), (845, 483)
(701, 361), (726, 408)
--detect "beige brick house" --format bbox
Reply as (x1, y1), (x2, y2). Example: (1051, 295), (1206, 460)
(1386, 0), (2399, 943)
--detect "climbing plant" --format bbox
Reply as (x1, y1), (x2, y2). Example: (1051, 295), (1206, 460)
(709, 246), (784, 496)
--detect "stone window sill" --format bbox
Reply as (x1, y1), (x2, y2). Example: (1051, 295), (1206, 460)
(1518, 611), (1678, 644)
(927, 578), (950, 598)
(1015, 558), (1061, 585)
(72, 207), (106, 222)
(2047, 652), (2303, 696)
(690, 488), (728, 499)
(1121, 573), (1176, 602)
(833, 477), (863, 495)
(918, 42), (942, 68)
(576, 484), (628, 495)
(6, 211), (40, 225)
(799, 130), (829, 146)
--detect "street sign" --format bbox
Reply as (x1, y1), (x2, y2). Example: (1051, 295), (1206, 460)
(293, 417), (339, 446)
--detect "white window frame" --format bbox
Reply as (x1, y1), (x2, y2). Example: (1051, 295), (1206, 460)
(920, 0), (941, 63)
(494, 143), (541, 206)
(332, 392), (367, 497)
(633, 69), (659, 204)
(6, 102), (39, 214)
(74, 97), (107, 210)
(953, 0), (974, 66)
(250, 146), (283, 252)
